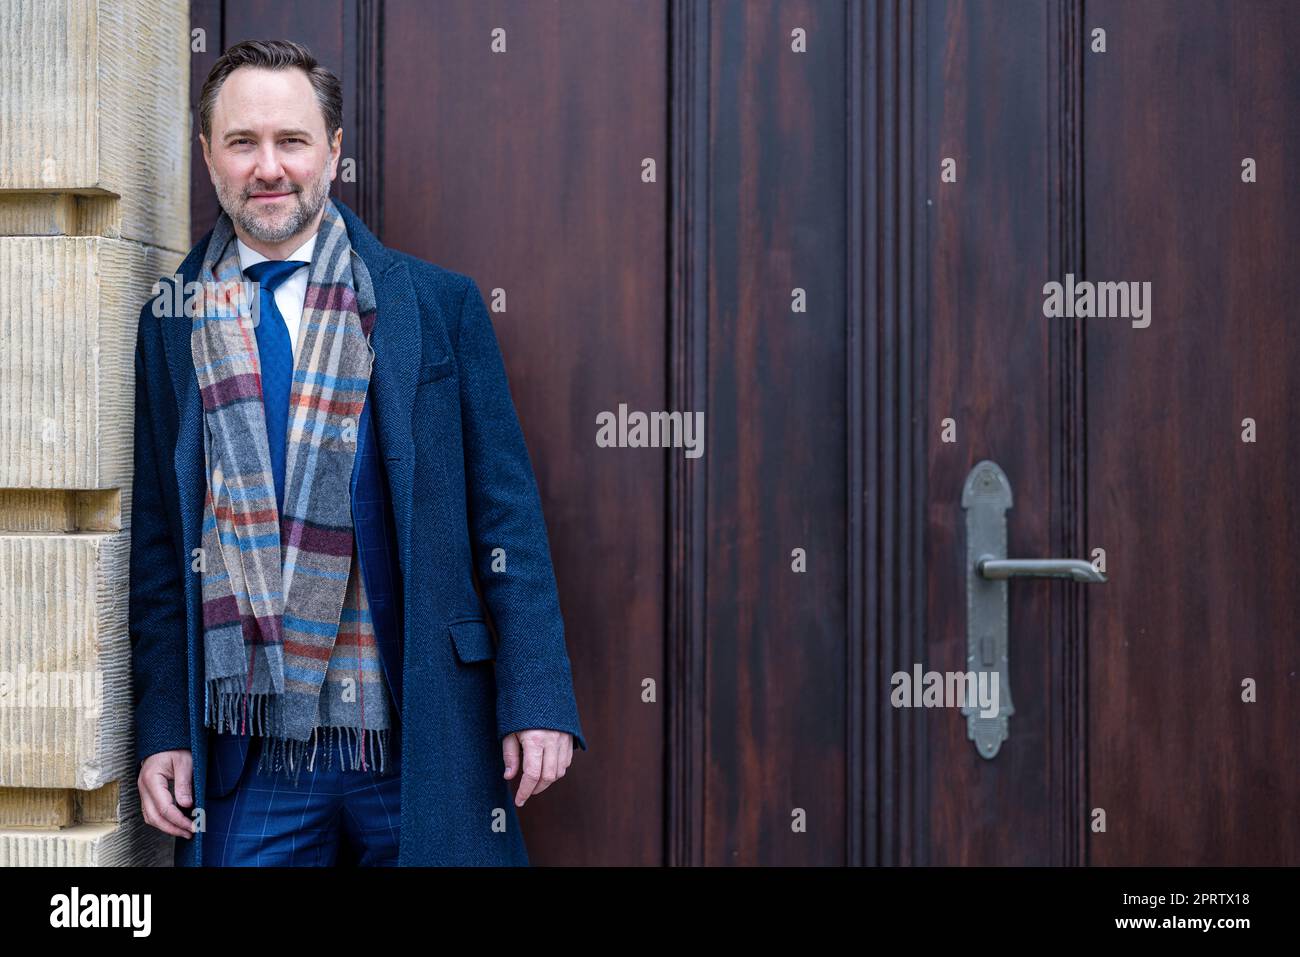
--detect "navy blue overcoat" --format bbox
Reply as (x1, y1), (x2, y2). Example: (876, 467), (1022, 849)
(129, 199), (586, 866)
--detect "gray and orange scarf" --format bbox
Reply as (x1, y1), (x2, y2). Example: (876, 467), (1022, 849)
(191, 198), (392, 782)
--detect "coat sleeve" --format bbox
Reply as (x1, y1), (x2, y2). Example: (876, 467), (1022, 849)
(454, 277), (587, 752)
(129, 301), (192, 764)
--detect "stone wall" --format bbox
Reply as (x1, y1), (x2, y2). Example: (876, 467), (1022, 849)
(0, 0), (190, 866)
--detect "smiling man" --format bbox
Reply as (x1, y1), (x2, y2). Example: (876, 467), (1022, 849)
(129, 39), (586, 866)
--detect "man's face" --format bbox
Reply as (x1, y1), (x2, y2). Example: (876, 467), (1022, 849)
(200, 66), (341, 245)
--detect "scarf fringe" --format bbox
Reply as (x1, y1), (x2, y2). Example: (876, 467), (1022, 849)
(206, 684), (276, 736)
(207, 684), (393, 785)
(252, 726), (392, 786)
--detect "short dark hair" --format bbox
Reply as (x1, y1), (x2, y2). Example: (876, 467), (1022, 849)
(198, 39), (342, 142)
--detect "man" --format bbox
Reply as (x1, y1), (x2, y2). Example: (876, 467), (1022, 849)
(130, 39), (586, 866)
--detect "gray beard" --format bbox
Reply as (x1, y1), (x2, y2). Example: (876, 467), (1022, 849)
(219, 169), (331, 244)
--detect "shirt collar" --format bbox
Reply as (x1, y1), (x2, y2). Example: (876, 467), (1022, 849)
(236, 230), (317, 272)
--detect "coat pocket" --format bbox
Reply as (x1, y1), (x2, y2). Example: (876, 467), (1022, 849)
(447, 618), (496, 663)
(417, 355), (454, 384)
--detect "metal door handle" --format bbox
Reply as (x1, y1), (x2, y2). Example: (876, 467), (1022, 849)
(961, 460), (1108, 759)
(977, 557), (1106, 583)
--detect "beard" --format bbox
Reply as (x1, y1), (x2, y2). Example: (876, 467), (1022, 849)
(213, 155), (332, 244)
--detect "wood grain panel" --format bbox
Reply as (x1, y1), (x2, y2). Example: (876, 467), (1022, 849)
(383, 0), (667, 865)
(703, 0), (848, 866)
(924, 0), (1057, 864)
(1084, 0), (1300, 865)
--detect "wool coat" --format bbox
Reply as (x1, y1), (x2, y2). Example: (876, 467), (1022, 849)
(129, 199), (587, 866)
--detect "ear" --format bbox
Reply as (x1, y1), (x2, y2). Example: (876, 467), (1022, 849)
(198, 132), (214, 176)
(326, 127), (342, 181)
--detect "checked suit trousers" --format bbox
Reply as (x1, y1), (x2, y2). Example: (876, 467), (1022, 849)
(203, 732), (400, 866)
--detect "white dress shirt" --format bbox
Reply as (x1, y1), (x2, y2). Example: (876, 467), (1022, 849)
(237, 232), (318, 361)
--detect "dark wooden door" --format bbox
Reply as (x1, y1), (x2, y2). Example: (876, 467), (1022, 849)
(922, 0), (1299, 864)
(189, 1), (1298, 865)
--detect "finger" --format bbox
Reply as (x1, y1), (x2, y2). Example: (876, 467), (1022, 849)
(138, 770), (160, 829)
(140, 767), (177, 836)
(502, 732), (521, 780)
(159, 754), (195, 837)
(514, 739), (544, 807)
(148, 767), (195, 837)
(172, 755), (194, 809)
(156, 790), (193, 837)
(535, 739), (559, 795)
(145, 780), (192, 842)
(168, 758), (196, 839)
(562, 735), (573, 771)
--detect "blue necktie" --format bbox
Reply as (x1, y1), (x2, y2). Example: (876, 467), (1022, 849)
(244, 259), (309, 514)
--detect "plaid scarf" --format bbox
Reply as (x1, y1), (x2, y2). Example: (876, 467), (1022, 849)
(191, 198), (393, 783)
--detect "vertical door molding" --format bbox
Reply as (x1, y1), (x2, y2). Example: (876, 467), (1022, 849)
(342, 0), (383, 231)
(666, 0), (710, 867)
(1046, 0), (1089, 867)
(849, 0), (930, 866)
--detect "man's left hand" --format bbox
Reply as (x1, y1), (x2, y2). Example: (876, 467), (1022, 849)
(502, 729), (573, 807)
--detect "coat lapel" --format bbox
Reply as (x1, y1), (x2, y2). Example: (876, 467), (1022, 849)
(338, 201), (420, 586)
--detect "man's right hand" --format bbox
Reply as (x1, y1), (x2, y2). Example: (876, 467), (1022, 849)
(138, 749), (195, 839)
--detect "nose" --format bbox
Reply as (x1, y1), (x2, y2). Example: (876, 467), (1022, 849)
(252, 142), (286, 186)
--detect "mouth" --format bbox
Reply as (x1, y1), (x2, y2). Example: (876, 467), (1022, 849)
(249, 191), (295, 204)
